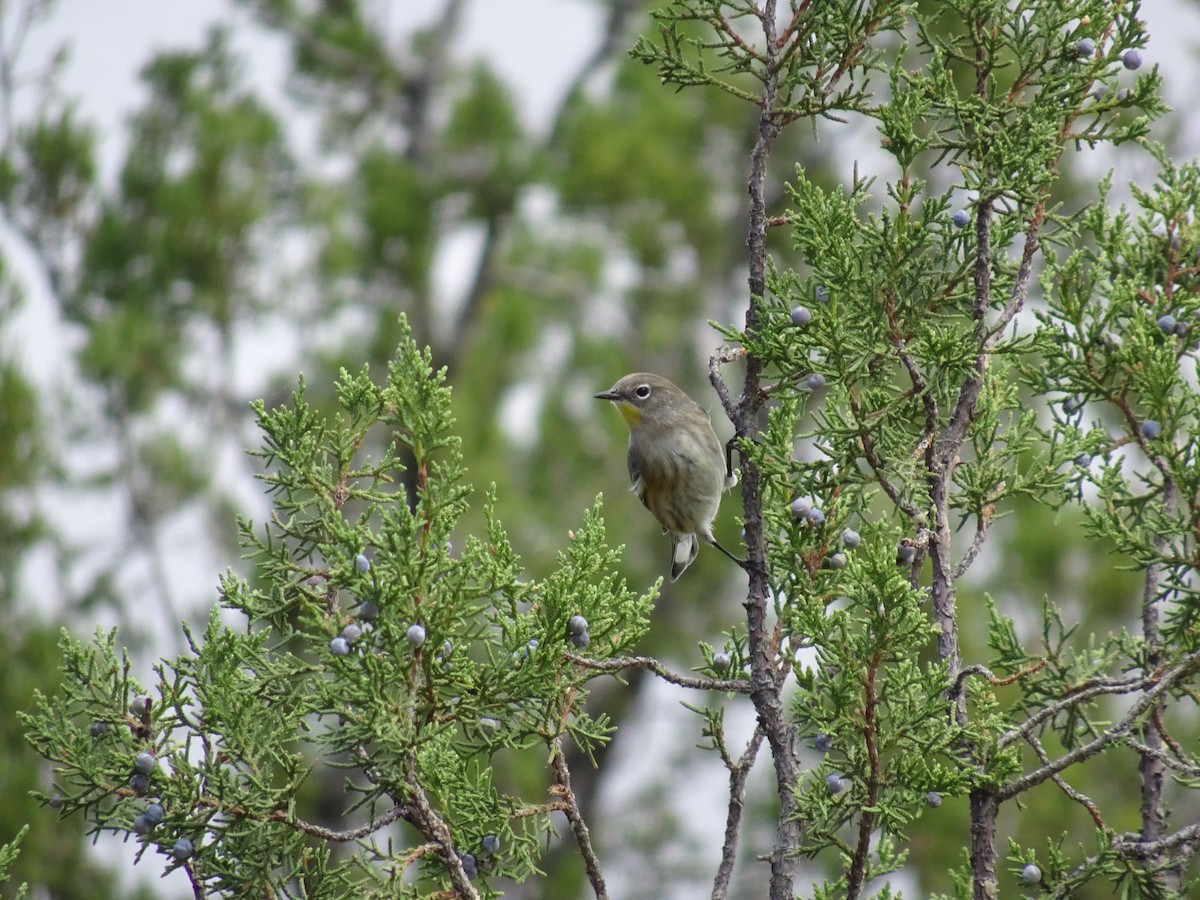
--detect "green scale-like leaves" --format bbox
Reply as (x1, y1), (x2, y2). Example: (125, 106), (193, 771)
(23, 316), (655, 897)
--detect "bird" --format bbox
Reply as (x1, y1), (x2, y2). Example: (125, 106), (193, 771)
(595, 372), (739, 581)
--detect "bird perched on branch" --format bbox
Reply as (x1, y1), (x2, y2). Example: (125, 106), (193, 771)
(595, 373), (739, 581)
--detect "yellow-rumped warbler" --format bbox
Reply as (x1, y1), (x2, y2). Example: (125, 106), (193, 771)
(595, 373), (739, 581)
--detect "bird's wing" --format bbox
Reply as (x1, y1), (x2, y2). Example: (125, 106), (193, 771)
(627, 443), (646, 503)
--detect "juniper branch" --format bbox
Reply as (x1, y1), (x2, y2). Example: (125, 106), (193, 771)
(551, 737), (608, 899)
(567, 652), (753, 694)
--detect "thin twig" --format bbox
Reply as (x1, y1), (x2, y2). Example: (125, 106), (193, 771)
(712, 725), (765, 900)
(983, 206), (1045, 346)
(278, 803), (414, 842)
(1023, 732), (1105, 829)
(183, 860), (207, 900)
(949, 663), (996, 698)
(1114, 823), (1200, 860)
(951, 505), (993, 579)
(997, 650), (1200, 801)
(847, 650), (883, 899)
(996, 671), (1144, 749)
(567, 652), (753, 694)
(192, 794), (419, 843)
(709, 345), (743, 423)
(406, 770), (480, 899)
(398, 842), (443, 876)
(951, 659), (1046, 701)
(847, 388), (918, 516)
(1125, 737), (1200, 777)
(550, 737), (608, 899)
(883, 288), (939, 442)
(510, 801), (571, 819)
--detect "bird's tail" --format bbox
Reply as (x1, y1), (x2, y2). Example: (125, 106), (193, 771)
(670, 533), (699, 582)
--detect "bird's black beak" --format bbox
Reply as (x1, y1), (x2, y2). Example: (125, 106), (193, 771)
(594, 389), (620, 401)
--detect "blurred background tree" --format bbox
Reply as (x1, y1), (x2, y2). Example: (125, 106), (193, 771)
(2, 0), (1199, 897)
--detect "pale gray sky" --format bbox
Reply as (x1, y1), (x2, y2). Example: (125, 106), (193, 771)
(23, 0), (1199, 206)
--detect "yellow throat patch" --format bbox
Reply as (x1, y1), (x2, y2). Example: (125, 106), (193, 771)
(615, 401), (642, 427)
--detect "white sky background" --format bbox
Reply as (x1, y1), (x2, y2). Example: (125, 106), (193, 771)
(12, 1), (1200, 897)
(28, 0), (607, 172)
(31, 0), (1200, 164)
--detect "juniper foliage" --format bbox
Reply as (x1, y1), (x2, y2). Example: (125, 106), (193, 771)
(23, 321), (657, 898)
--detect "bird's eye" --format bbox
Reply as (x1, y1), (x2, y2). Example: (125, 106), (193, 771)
(634, 384), (652, 400)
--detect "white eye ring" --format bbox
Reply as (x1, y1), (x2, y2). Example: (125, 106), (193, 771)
(634, 384), (652, 400)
